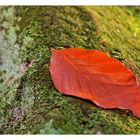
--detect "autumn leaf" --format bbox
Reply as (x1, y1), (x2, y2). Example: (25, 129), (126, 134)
(49, 48), (140, 118)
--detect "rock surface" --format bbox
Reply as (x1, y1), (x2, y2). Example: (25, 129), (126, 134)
(0, 6), (140, 134)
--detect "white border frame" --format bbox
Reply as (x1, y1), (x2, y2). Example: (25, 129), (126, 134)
(1, 135), (140, 140)
(0, 0), (140, 5)
(0, 0), (140, 139)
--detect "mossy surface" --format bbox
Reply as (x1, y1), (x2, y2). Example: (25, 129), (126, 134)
(0, 6), (140, 134)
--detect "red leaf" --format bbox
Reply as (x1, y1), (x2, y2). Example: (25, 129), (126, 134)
(49, 48), (140, 118)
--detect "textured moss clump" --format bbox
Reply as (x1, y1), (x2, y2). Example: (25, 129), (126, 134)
(0, 6), (140, 134)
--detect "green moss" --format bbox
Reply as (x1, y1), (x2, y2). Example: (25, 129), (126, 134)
(86, 6), (140, 81)
(0, 6), (140, 134)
